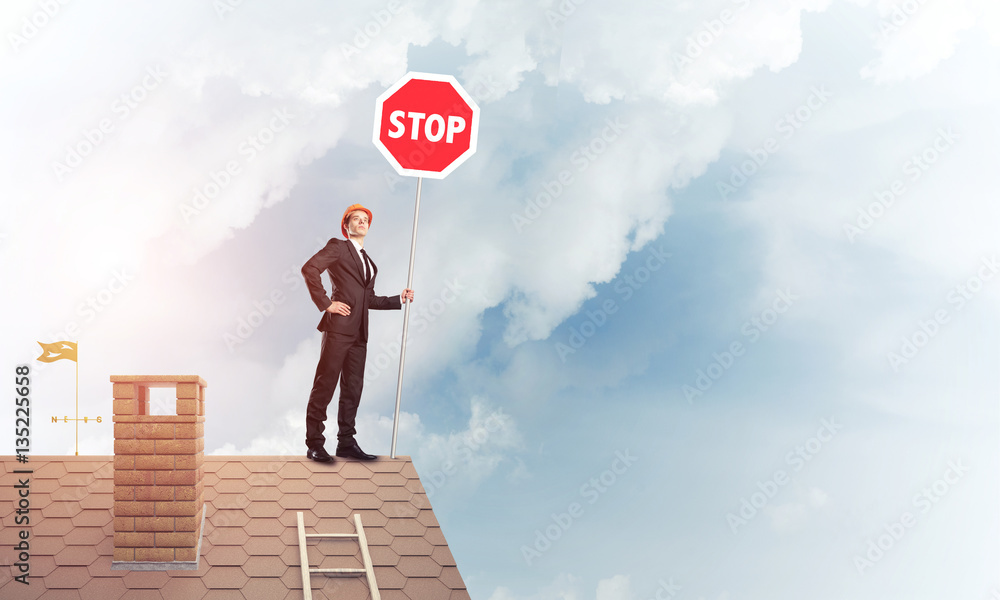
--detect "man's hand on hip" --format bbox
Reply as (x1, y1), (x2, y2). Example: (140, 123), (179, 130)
(326, 301), (351, 316)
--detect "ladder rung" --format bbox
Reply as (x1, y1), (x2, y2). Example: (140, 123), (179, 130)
(306, 533), (358, 538)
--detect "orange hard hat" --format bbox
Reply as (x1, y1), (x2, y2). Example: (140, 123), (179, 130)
(341, 204), (373, 238)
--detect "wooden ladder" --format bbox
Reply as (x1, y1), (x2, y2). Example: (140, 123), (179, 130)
(296, 511), (381, 600)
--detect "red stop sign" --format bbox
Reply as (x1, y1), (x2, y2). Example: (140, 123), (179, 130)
(373, 72), (480, 179)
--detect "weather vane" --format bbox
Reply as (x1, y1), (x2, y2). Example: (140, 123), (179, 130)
(37, 341), (102, 455)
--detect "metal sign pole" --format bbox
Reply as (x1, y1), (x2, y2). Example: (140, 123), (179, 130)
(390, 177), (422, 459)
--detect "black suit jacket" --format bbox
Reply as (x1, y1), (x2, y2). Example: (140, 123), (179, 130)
(301, 238), (401, 341)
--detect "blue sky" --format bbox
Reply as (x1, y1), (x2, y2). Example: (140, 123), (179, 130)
(1, 0), (998, 598)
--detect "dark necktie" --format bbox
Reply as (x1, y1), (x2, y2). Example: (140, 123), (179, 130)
(360, 249), (372, 284)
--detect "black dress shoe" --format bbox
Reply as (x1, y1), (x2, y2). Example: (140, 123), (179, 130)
(306, 448), (334, 463)
(336, 441), (376, 460)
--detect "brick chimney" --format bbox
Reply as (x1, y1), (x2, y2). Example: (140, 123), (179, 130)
(110, 375), (207, 570)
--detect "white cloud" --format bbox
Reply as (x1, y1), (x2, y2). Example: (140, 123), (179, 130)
(860, 0), (999, 82)
(765, 486), (829, 533)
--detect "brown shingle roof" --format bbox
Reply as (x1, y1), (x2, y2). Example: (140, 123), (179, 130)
(1, 456), (470, 599)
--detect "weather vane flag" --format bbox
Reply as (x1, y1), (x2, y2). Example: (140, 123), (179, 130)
(372, 72), (480, 458)
(36, 341), (78, 363)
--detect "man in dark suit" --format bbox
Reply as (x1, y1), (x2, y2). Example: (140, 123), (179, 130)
(301, 203), (414, 462)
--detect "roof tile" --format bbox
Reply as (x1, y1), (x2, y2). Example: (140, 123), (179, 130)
(276, 462), (312, 479)
(380, 501), (420, 519)
(415, 509), (440, 527)
(344, 493), (382, 510)
(402, 576), (452, 599)
(244, 535), (286, 557)
(313, 500), (353, 519)
(241, 576), (290, 599)
(46, 565), (92, 589)
(159, 576), (210, 600)
(200, 590), (245, 600)
(214, 479), (250, 494)
(54, 545), (100, 566)
(42, 501), (83, 519)
(35, 516), (75, 536)
(375, 486), (414, 501)
(246, 472), (281, 487)
(215, 463), (251, 480)
(341, 478), (377, 494)
(36, 589), (83, 599)
(122, 570), (170, 589)
(374, 565), (407, 589)
(201, 565), (249, 589)
(79, 576), (129, 600)
(424, 527), (447, 546)
(431, 546), (458, 567)
(245, 501), (284, 519)
(384, 518), (427, 537)
(277, 478), (313, 494)
(212, 493), (250, 510)
(276, 493), (317, 510)
(439, 565), (465, 587)
(339, 462), (374, 479)
(367, 458), (407, 473)
(71, 509), (111, 528)
(240, 556), (288, 578)
(244, 518), (285, 537)
(205, 545), (250, 567)
(363, 525), (393, 546)
(205, 526), (250, 547)
(368, 544), (401, 567)
(309, 471), (345, 487)
(245, 485), (283, 502)
(64, 527), (107, 547)
(395, 555), (443, 578)
(391, 536), (434, 557)
(371, 472), (408, 487)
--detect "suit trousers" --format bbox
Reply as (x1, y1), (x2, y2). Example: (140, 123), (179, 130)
(305, 330), (367, 450)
